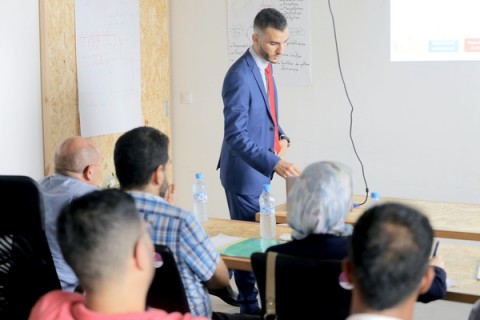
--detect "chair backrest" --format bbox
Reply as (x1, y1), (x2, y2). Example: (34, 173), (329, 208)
(0, 175), (61, 320)
(251, 252), (351, 320)
(146, 244), (190, 314)
(469, 299), (480, 320)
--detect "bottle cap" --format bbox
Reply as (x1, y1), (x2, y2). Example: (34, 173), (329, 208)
(371, 191), (379, 199)
(263, 184), (271, 191)
(195, 172), (204, 179)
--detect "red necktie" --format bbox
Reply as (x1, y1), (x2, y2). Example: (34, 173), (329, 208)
(265, 64), (280, 154)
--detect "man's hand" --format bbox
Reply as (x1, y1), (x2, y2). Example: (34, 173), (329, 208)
(164, 183), (176, 205)
(274, 159), (302, 179)
(277, 139), (289, 158)
(430, 255), (445, 269)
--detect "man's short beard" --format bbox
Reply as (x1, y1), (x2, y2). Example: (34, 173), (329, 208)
(258, 42), (274, 63)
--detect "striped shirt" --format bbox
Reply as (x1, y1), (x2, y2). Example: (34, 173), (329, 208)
(128, 191), (219, 317)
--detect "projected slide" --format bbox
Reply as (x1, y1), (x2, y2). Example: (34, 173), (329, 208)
(391, 0), (480, 61)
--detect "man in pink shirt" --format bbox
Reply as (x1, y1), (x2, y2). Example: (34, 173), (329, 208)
(29, 189), (208, 320)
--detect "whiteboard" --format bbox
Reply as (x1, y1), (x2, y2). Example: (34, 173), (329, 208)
(75, 0), (143, 137)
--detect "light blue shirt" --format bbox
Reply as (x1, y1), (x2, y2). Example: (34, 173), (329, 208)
(38, 174), (98, 291)
(128, 191), (220, 317)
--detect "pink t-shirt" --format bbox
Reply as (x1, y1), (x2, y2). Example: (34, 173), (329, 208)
(29, 290), (209, 320)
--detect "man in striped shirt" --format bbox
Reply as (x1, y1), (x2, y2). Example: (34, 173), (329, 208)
(113, 126), (230, 318)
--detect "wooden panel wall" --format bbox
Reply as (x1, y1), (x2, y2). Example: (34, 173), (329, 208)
(39, 0), (171, 183)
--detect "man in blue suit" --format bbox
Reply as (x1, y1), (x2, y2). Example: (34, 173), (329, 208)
(217, 8), (301, 315)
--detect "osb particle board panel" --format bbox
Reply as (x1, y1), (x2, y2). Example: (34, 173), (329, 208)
(40, 0), (171, 183)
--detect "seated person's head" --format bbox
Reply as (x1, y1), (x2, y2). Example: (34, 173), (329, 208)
(54, 136), (103, 186)
(287, 161), (353, 239)
(114, 126), (170, 194)
(57, 189), (154, 294)
(345, 203), (435, 312)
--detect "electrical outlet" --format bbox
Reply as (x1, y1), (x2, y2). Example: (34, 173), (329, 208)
(180, 91), (193, 104)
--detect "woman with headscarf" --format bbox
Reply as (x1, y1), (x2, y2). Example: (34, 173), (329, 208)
(266, 161), (446, 302)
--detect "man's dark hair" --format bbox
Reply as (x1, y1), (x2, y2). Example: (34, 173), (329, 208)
(253, 8), (287, 32)
(57, 189), (142, 291)
(114, 126), (169, 190)
(349, 203), (433, 310)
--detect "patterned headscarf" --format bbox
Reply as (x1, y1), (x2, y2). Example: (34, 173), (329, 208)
(287, 161), (353, 240)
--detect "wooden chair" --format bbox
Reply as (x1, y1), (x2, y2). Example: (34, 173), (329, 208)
(0, 175), (61, 320)
(146, 244), (190, 313)
(251, 251), (351, 320)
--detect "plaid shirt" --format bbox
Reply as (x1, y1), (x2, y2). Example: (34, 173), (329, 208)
(128, 191), (219, 317)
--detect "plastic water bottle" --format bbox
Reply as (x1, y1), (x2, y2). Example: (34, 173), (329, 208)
(369, 191), (380, 208)
(259, 184), (276, 239)
(193, 172), (208, 222)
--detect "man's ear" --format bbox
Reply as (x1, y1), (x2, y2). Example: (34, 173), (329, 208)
(133, 239), (150, 271)
(82, 165), (93, 181)
(152, 164), (164, 186)
(418, 265), (435, 294)
(252, 32), (258, 44)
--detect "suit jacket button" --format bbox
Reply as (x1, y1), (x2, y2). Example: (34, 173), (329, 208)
(268, 148), (274, 152)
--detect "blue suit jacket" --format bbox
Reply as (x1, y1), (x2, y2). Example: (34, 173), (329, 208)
(218, 49), (285, 196)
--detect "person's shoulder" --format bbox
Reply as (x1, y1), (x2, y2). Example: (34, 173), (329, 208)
(433, 264), (447, 277)
(268, 234), (349, 259)
(38, 174), (63, 189)
(129, 191), (193, 220)
(37, 175), (50, 185)
(29, 290), (83, 320)
(234, 49), (252, 63)
(227, 50), (254, 72)
(266, 241), (291, 254)
(75, 182), (99, 195)
(39, 174), (97, 194)
(163, 204), (196, 226)
(37, 289), (81, 302)
(129, 191), (167, 207)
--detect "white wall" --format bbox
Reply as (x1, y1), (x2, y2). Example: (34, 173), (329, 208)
(2, 1), (479, 216)
(0, 0), (44, 179)
(170, 0), (480, 219)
